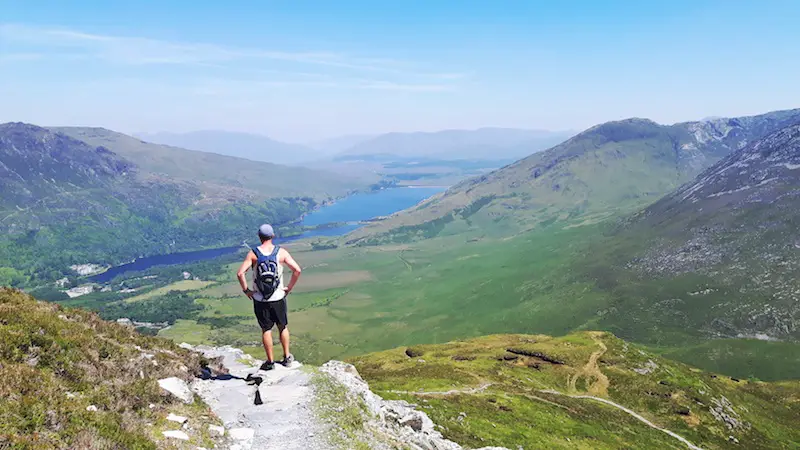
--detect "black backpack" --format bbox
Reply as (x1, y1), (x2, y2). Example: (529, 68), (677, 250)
(252, 245), (281, 298)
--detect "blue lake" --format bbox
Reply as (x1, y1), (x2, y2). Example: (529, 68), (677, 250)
(90, 186), (445, 282)
(301, 186), (445, 226)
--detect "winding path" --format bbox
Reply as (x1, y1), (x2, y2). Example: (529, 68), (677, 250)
(539, 389), (704, 450)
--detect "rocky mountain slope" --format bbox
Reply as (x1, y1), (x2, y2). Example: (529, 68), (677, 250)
(576, 122), (800, 349)
(346, 109), (800, 245)
(0, 123), (370, 286)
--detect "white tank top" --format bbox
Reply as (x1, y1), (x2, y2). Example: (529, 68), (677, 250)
(251, 246), (285, 302)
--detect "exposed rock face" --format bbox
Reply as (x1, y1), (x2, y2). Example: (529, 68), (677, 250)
(320, 360), (508, 450)
(624, 123), (800, 340)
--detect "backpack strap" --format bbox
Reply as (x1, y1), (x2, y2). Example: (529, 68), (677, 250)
(269, 245), (281, 258)
(252, 246), (264, 258)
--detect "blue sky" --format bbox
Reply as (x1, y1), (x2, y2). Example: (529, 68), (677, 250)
(1, 0), (799, 142)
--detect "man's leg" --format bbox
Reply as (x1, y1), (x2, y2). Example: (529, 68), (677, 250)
(278, 324), (290, 359)
(262, 328), (275, 363)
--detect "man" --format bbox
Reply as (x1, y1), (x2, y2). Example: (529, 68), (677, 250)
(236, 224), (302, 371)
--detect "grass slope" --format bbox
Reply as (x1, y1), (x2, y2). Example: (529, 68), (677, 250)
(350, 332), (800, 449)
(52, 126), (372, 199)
(0, 288), (221, 449)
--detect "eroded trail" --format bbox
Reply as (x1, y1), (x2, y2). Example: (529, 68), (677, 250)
(539, 389), (704, 450)
(567, 331), (610, 396)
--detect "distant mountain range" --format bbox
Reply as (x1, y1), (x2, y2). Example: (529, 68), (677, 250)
(137, 128), (575, 165)
(135, 130), (325, 165)
(335, 127), (575, 162)
(0, 123), (373, 286)
(347, 109), (800, 244)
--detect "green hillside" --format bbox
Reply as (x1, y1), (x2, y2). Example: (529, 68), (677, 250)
(0, 123), (372, 287)
(347, 109), (800, 245)
(351, 332), (800, 449)
(0, 288), (221, 449)
(53, 127), (372, 199)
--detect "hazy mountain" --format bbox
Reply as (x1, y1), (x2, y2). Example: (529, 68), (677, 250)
(336, 127), (575, 161)
(346, 109), (800, 244)
(135, 130), (322, 165)
(54, 127), (371, 197)
(306, 134), (376, 154)
(0, 123), (372, 285)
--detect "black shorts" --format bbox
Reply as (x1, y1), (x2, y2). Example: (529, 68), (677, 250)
(253, 298), (288, 331)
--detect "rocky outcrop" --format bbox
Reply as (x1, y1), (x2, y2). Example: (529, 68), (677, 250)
(320, 360), (507, 450)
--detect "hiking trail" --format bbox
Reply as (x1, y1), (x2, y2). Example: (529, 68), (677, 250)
(567, 331), (610, 396)
(182, 344), (505, 450)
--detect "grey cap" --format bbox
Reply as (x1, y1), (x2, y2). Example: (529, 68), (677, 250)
(258, 224), (275, 239)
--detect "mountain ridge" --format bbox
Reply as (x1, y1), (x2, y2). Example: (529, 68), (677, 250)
(345, 108), (800, 244)
(578, 121), (800, 346)
(135, 130), (325, 166)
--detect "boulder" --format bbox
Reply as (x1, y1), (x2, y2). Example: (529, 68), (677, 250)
(158, 377), (194, 404)
(162, 430), (189, 441)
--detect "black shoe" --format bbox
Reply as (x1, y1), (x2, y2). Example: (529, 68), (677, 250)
(280, 354), (295, 367)
(259, 361), (275, 371)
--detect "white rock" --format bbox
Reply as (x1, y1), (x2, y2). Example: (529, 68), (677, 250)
(162, 430), (189, 441)
(148, 403), (156, 409)
(86, 405), (98, 412)
(158, 377), (194, 403)
(208, 424), (225, 436)
(179, 342), (194, 350)
(229, 427), (255, 441)
(65, 392), (76, 399)
(166, 413), (188, 424)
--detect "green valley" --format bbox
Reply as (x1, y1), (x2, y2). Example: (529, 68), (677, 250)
(0, 123), (376, 287)
(144, 113), (800, 384)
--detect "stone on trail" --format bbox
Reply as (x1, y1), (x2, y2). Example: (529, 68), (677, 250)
(208, 424), (225, 436)
(166, 413), (188, 424)
(162, 430), (190, 441)
(158, 377), (194, 404)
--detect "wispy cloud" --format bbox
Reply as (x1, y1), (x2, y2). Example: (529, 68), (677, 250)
(0, 23), (464, 87)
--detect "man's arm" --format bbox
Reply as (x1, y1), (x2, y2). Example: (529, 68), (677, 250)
(281, 249), (302, 294)
(236, 251), (257, 297)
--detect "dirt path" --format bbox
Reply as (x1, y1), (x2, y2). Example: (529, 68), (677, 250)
(539, 389), (704, 450)
(397, 250), (413, 271)
(567, 331), (610, 396)
(386, 383), (493, 396)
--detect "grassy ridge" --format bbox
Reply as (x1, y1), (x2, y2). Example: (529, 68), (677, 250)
(350, 332), (800, 449)
(0, 288), (221, 449)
